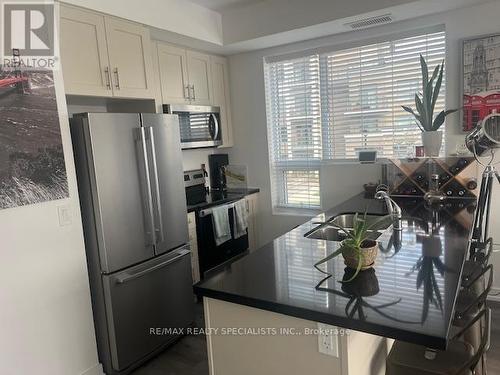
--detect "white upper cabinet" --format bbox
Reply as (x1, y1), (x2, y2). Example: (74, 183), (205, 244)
(60, 5), (154, 99)
(60, 6), (111, 97)
(157, 44), (190, 104)
(156, 43), (213, 105)
(186, 50), (213, 105)
(104, 18), (154, 99)
(210, 55), (233, 148)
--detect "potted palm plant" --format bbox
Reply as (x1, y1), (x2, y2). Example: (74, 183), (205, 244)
(314, 212), (391, 282)
(402, 55), (458, 157)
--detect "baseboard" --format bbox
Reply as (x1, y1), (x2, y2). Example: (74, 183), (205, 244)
(80, 363), (104, 375)
(488, 287), (500, 303)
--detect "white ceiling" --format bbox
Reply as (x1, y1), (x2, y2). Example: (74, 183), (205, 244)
(188, 0), (262, 11)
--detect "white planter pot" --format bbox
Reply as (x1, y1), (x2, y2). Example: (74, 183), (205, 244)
(421, 131), (443, 157)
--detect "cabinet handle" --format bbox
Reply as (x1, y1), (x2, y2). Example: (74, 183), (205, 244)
(104, 67), (111, 89)
(184, 85), (190, 100)
(191, 85), (196, 100)
(113, 68), (120, 89)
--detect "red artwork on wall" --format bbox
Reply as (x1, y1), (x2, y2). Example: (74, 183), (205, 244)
(462, 34), (500, 131)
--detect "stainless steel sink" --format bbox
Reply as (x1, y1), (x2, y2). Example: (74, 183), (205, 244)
(330, 213), (392, 231)
(306, 226), (382, 241)
(305, 213), (390, 242)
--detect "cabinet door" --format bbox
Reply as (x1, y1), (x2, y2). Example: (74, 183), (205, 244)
(157, 43), (189, 104)
(105, 17), (154, 99)
(60, 5), (112, 97)
(210, 56), (234, 147)
(186, 50), (213, 105)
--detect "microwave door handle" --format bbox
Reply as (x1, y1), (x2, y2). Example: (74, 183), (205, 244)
(135, 128), (156, 246)
(145, 126), (165, 245)
(211, 113), (220, 141)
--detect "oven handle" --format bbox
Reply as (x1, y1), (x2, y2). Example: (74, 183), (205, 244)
(199, 199), (239, 218)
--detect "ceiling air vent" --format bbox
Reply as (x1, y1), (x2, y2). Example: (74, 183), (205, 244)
(345, 14), (393, 30)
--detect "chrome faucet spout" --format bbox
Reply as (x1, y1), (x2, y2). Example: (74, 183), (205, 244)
(375, 190), (402, 230)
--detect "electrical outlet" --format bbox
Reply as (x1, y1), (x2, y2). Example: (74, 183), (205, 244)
(317, 323), (339, 357)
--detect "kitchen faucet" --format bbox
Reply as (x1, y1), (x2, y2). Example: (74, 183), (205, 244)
(374, 189), (402, 231)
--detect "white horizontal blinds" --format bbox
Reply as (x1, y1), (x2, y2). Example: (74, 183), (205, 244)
(321, 31), (446, 159)
(265, 55), (322, 208)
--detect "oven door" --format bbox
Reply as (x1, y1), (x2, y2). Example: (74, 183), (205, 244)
(195, 204), (249, 277)
(164, 104), (222, 149)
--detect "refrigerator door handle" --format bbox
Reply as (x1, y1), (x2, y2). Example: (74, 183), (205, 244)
(135, 127), (156, 246)
(115, 249), (190, 284)
(145, 126), (165, 245)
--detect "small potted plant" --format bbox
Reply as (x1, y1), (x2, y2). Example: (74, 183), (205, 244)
(402, 55), (458, 157)
(314, 212), (391, 282)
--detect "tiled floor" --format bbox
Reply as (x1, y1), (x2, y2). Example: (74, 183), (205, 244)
(131, 301), (500, 375)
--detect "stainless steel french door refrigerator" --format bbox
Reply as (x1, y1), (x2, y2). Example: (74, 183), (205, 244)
(70, 113), (194, 375)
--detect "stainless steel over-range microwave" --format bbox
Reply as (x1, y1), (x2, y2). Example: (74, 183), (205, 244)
(163, 104), (222, 149)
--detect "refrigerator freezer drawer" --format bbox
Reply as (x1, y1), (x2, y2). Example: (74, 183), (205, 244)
(102, 248), (194, 372)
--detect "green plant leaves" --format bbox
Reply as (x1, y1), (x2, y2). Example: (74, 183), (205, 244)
(402, 105), (417, 116)
(420, 54), (428, 93)
(432, 109), (458, 131)
(401, 56), (457, 133)
(313, 247), (344, 273)
(367, 214), (392, 231)
(430, 63), (440, 83)
(415, 94), (428, 131)
(431, 62), (444, 114)
(424, 80), (434, 127)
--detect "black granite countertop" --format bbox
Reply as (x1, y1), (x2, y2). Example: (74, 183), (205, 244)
(187, 188), (260, 212)
(194, 193), (476, 349)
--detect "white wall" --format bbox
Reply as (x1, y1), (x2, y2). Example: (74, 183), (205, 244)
(227, 0), (500, 278)
(61, 0), (223, 45)
(0, 76), (101, 373)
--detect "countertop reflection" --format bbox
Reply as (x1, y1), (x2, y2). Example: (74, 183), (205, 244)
(194, 193), (475, 349)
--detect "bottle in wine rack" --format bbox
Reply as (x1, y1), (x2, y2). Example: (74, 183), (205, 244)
(413, 172), (428, 189)
(445, 186), (467, 197)
(439, 173), (451, 185)
(448, 158), (469, 175)
(466, 178), (478, 190)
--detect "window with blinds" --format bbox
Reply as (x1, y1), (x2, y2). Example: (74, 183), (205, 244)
(264, 30), (446, 210)
(321, 32), (446, 159)
(265, 55), (322, 209)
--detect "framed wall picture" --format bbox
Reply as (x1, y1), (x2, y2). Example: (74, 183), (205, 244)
(462, 34), (500, 132)
(0, 66), (68, 210)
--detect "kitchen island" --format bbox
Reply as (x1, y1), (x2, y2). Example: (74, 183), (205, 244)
(194, 193), (475, 375)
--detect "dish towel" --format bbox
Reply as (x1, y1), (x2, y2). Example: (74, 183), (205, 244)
(211, 204), (231, 246)
(233, 199), (248, 239)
